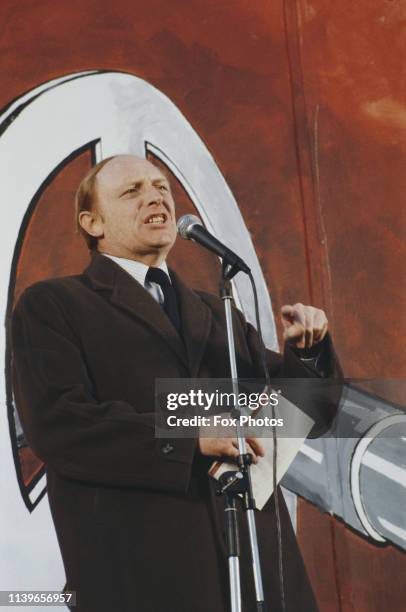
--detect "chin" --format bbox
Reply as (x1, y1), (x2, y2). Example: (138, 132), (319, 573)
(141, 242), (171, 256)
(150, 234), (176, 249)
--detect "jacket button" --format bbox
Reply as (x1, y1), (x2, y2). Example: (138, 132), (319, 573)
(162, 443), (174, 455)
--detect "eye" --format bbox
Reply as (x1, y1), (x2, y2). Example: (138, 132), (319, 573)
(158, 184), (168, 192)
(125, 186), (139, 194)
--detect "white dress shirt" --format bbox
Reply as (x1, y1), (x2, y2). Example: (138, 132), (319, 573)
(102, 253), (170, 305)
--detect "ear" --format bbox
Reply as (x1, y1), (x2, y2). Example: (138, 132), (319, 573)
(78, 210), (104, 239)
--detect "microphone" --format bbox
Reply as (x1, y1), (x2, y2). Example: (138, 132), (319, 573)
(177, 214), (250, 275)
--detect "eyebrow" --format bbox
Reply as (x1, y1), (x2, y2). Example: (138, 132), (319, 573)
(119, 177), (170, 196)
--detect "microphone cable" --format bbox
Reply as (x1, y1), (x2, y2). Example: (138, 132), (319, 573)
(247, 270), (286, 612)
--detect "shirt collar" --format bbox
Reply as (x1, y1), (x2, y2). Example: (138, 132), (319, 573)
(101, 253), (170, 288)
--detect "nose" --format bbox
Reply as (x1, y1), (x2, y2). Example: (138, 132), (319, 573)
(146, 186), (164, 206)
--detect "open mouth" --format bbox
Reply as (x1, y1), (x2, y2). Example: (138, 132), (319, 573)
(144, 212), (168, 225)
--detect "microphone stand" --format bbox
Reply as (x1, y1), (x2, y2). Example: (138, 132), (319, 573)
(217, 260), (266, 612)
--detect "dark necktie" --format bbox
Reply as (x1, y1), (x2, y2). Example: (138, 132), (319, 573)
(146, 267), (181, 333)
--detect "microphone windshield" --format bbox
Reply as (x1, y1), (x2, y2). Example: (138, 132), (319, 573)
(177, 214), (203, 239)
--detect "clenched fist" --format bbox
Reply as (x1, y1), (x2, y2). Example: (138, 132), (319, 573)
(281, 303), (328, 350)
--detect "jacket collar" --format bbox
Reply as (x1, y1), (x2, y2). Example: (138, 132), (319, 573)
(84, 251), (212, 376)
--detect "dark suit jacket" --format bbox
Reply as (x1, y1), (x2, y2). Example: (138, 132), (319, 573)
(11, 252), (340, 612)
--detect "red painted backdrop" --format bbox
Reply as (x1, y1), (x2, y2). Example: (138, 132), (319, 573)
(2, 1), (405, 610)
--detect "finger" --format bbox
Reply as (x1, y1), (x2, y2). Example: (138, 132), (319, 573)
(282, 304), (307, 344)
(292, 303), (307, 346)
(230, 439), (260, 464)
(280, 305), (295, 328)
(304, 309), (314, 349)
(284, 322), (306, 347)
(225, 439), (240, 459)
(281, 303), (305, 327)
(313, 311), (328, 343)
(292, 303), (306, 327)
(245, 442), (258, 464)
(319, 321), (328, 342)
(246, 437), (265, 457)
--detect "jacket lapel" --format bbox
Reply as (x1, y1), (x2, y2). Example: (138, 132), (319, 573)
(170, 270), (212, 378)
(84, 252), (187, 366)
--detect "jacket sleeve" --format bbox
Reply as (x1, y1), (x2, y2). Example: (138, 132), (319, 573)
(235, 308), (343, 437)
(11, 283), (197, 492)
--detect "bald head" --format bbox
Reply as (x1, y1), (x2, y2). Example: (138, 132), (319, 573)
(76, 154), (177, 265)
(95, 155), (163, 194)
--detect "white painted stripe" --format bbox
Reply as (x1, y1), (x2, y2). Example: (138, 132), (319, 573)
(377, 517), (406, 542)
(299, 444), (323, 464)
(0, 71), (98, 124)
(28, 474), (46, 504)
(363, 450), (406, 488)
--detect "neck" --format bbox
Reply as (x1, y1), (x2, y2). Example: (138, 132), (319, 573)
(97, 247), (167, 267)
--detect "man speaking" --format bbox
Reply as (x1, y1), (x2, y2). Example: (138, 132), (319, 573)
(11, 155), (340, 611)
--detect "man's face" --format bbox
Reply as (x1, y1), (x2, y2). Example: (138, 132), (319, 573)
(92, 155), (177, 260)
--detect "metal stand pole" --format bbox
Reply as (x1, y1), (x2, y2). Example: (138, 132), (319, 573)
(218, 262), (266, 612)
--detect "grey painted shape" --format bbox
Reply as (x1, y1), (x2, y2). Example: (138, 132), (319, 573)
(282, 384), (406, 550)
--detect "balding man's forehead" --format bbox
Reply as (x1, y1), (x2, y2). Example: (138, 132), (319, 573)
(96, 155), (166, 192)
(98, 155), (161, 179)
